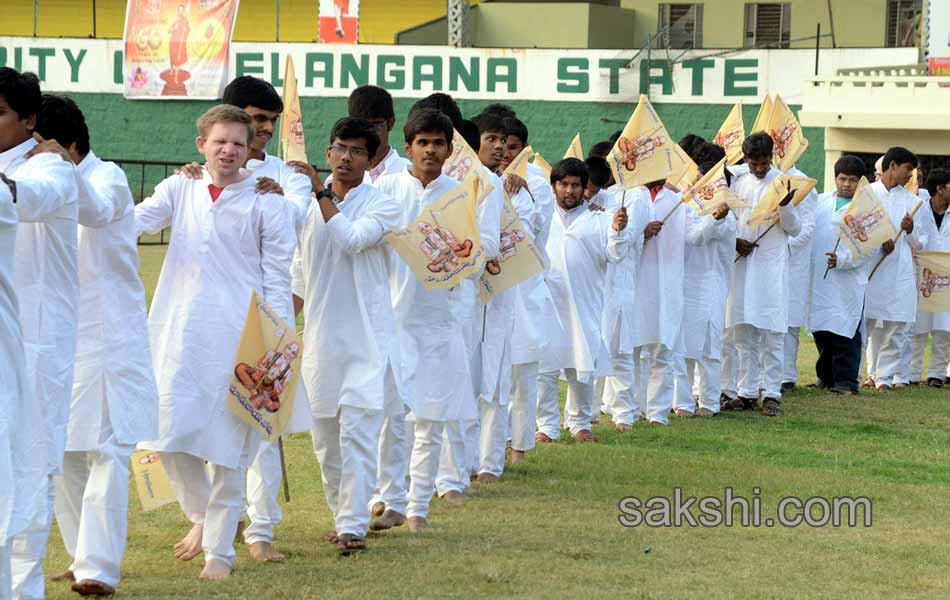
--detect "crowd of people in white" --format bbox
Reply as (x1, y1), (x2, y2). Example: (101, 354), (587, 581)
(0, 66), (947, 598)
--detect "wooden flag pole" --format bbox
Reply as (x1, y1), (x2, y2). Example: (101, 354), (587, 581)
(822, 238), (841, 280)
(735, 222), (777, 263)
(278, 436), (291, 502)
(868, 199), (924, 281)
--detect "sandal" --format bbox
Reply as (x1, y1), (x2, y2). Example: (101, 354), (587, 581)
(336, 533), (366, 556)
(321, 532), (338, 544)
(720, 395), (745, 411)
(761, 398), (781, 417)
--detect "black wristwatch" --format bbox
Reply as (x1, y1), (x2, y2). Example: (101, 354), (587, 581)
(315, 189), (333, 201)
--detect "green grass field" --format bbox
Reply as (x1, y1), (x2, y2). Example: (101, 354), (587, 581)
(44, 244), (950, 599)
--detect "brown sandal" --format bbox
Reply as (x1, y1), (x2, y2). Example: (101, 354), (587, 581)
(761, 398), (781, 417)
(720, 395), (744, 411)
(336, 533), (366, 556)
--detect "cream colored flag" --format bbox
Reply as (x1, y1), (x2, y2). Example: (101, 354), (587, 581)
(668, 143), (701, 193)
(714, 102), (745, 165)
(917, 252), (950, 312)
(681, 158), (746, 215)
(131, 450), (177, 512)
(906, 168), (919, 194)
(279, 55), (308, 164)
(748, 174), (817, 227)
(767, 94), (809, 172)
(387, 174), (487, 290)
(836, 176), (899, 258)
(532, 152), (552, 178)
(504, 145), (534, 180)
(444, 129), (494, 192)
(563, 133), (583, 160)
(605, 94), (688, 190)
(228, 290), (302, 443)
(751, 94), (773, 134)
(479, 191), (547, 302)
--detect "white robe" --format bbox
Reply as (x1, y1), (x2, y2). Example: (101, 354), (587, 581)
(1, 138), (79, 485)
(683, 207), (737, 361)
(541, 204), (630, 382)
(135, 173), (296, 468)
(864, 181), (921, 324)
(377, 171), (473, 422)
(914, 202), (950, 333)
(808, 192), (877, 338)
(368, 146), (411, 183)
(785, 167), (818, 329)
(246, 152), (313, 234)
(69, 151), (158, 452)
(601, 187), (648, 356)
(292, 183), (401, 418)
(726, 165), (802, 333)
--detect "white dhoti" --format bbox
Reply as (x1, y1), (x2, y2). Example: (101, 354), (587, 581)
(602, 354), (636, 425)
(508, 362), (539, 452)
(311, 406), (384, 537)
(161, 453), (244, 568)
(720, 327), (739, 400)
(407, 418), (445, 519)
(784, 327), (800, 384)
(10, 476), (55, 600)
(633, 344), (675, 424)
(735, 324), (784, 400)
(53, 426), (134, 589)
(866, 320), (912, 386)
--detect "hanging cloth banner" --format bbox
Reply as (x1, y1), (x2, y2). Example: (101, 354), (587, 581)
(123, 0), (240, 99)
(319, 0), (360, 44)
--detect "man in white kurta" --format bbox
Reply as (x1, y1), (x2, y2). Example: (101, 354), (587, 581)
(808, 156), (877, 393)
(908, 169), (950, 386)
(863, 148), (920, 391)
(724, 133), (801, 417)
(375, 108), (473, 532)
(29, 95), (159, 596)
(293, 119), (401, 554)
(0, 67), (79, 600)
(538, 158), (630, 442)
(135, 106), (296, 581)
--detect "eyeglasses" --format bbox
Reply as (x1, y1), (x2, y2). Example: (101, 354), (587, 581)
(367, 120), (389, 131)
(329, 143), (369, 159)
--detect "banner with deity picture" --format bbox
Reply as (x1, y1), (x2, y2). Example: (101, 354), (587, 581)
(123, 0), (240, 99)
(504, 145), (534, 180)
(747, 174), (817, 227)
(606, 94), (689, 191)
(766, 94), (809, 172)
(444, 129), (495, 192)
(478, 192), (547, 303)
(917, 252), (950, 312)
(680, 158), (746, 216)
(130, 450), (177, 512)
(279, 55), (307, 163)
(836, 177), (899, 258)
(714, 102), (745, 165)
(319, 0), (360, 44)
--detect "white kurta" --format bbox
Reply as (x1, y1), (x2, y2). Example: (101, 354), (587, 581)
(368, 146), (412, 183)
(727, 165), (802, 333)
(377, 171), (473, 422)
(69, 152), (158, 451)
(135, 173), (296, 469)
(541, 204), (629, 382)
(292, 183), (401, 418)
(1, 138), (79, 481)
(808, 192), (877, 338)
(864, 181), (920, 324)
(683, 207), (737, 361)
(914, 202), (950, 333)
(785, 167), (818, 329)
(601, 187), (648, 356)
(246, 152), (313, 234)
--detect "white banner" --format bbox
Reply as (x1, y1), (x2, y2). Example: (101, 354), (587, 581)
(0, 37), (918, 104)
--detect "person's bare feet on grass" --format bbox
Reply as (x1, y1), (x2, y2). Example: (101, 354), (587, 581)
(695, 408), (716, 417)
(248, 541), (286, 562)
(476, 472), (499, 484)
(407, 516), (432, 533)
(49, 569), (74, 582)
(199, 559), (231, 581)
(370, 509), (407, 531)
(674, 408), (694, 418)
(174, 524), (203, 561)
(509, 449), (525, 464)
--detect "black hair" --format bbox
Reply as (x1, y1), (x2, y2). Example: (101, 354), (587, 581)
(470, 112), (507, 136)
(503, 117), (529, 145)
(588, 141), (613, 160)
(482, 103), (516, 119)
(347, 85), (394, 121)
(0, 67), (42, 120)
(403, 108), (454, 146)
(329, 117), (381, 160)
(741, 132), (773, 161)
(584, 157), (611, 188)
(409, 93), (463, 130)
(608, 130), (622, 144)
(834, 154), (867, 178)
(34, 94), (90, 157)
(695, 142), (726, 167)
(459, 119), (481, 152)
(678, 133), (706, 162)
(222, 76), (283, 113)
(881, 146), (919, 171)
(551, 157), (589, 188)
(925, 168), (950, 197)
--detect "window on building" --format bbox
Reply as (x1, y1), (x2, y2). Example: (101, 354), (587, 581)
(886, 0), (922, 48)
(657, 4), (703, 49)
(743, 3), (791, 49)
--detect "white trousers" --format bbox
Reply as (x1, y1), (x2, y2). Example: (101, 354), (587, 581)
(688, 355), (722, 413)
(407, 418), (445, 519)
(537, 369), (594, 437)
(311, 406), (384, 537)
(243, 440), (282, 545)
(735, 324), (785, 400)
(478, 399), (508, 477)
(435, 419), (468, 496)
(161, 452), (243, 567)
(633, 344), (675, 424)
(370, 409), (411, 516)
(10, 476), (54, 600)
(53, 433), (134, 588)
(784, 327), (800, 384)
(603, 354), (637, 425)
(866, 320), (912, 386)
(509, 362), (538, 452)
(672, 353), (694, 413)
(911, 331), (950, 381)
(720, 327), (739, 399)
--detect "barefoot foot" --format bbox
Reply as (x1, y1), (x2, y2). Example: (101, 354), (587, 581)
(174, 524), (203, 561)
(198, 559), (231, 581)
(248, 541), (286, 562)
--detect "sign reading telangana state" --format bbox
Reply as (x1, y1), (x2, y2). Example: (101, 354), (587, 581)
(122, 0), (239, 99)
(0, 37), (917, 103)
